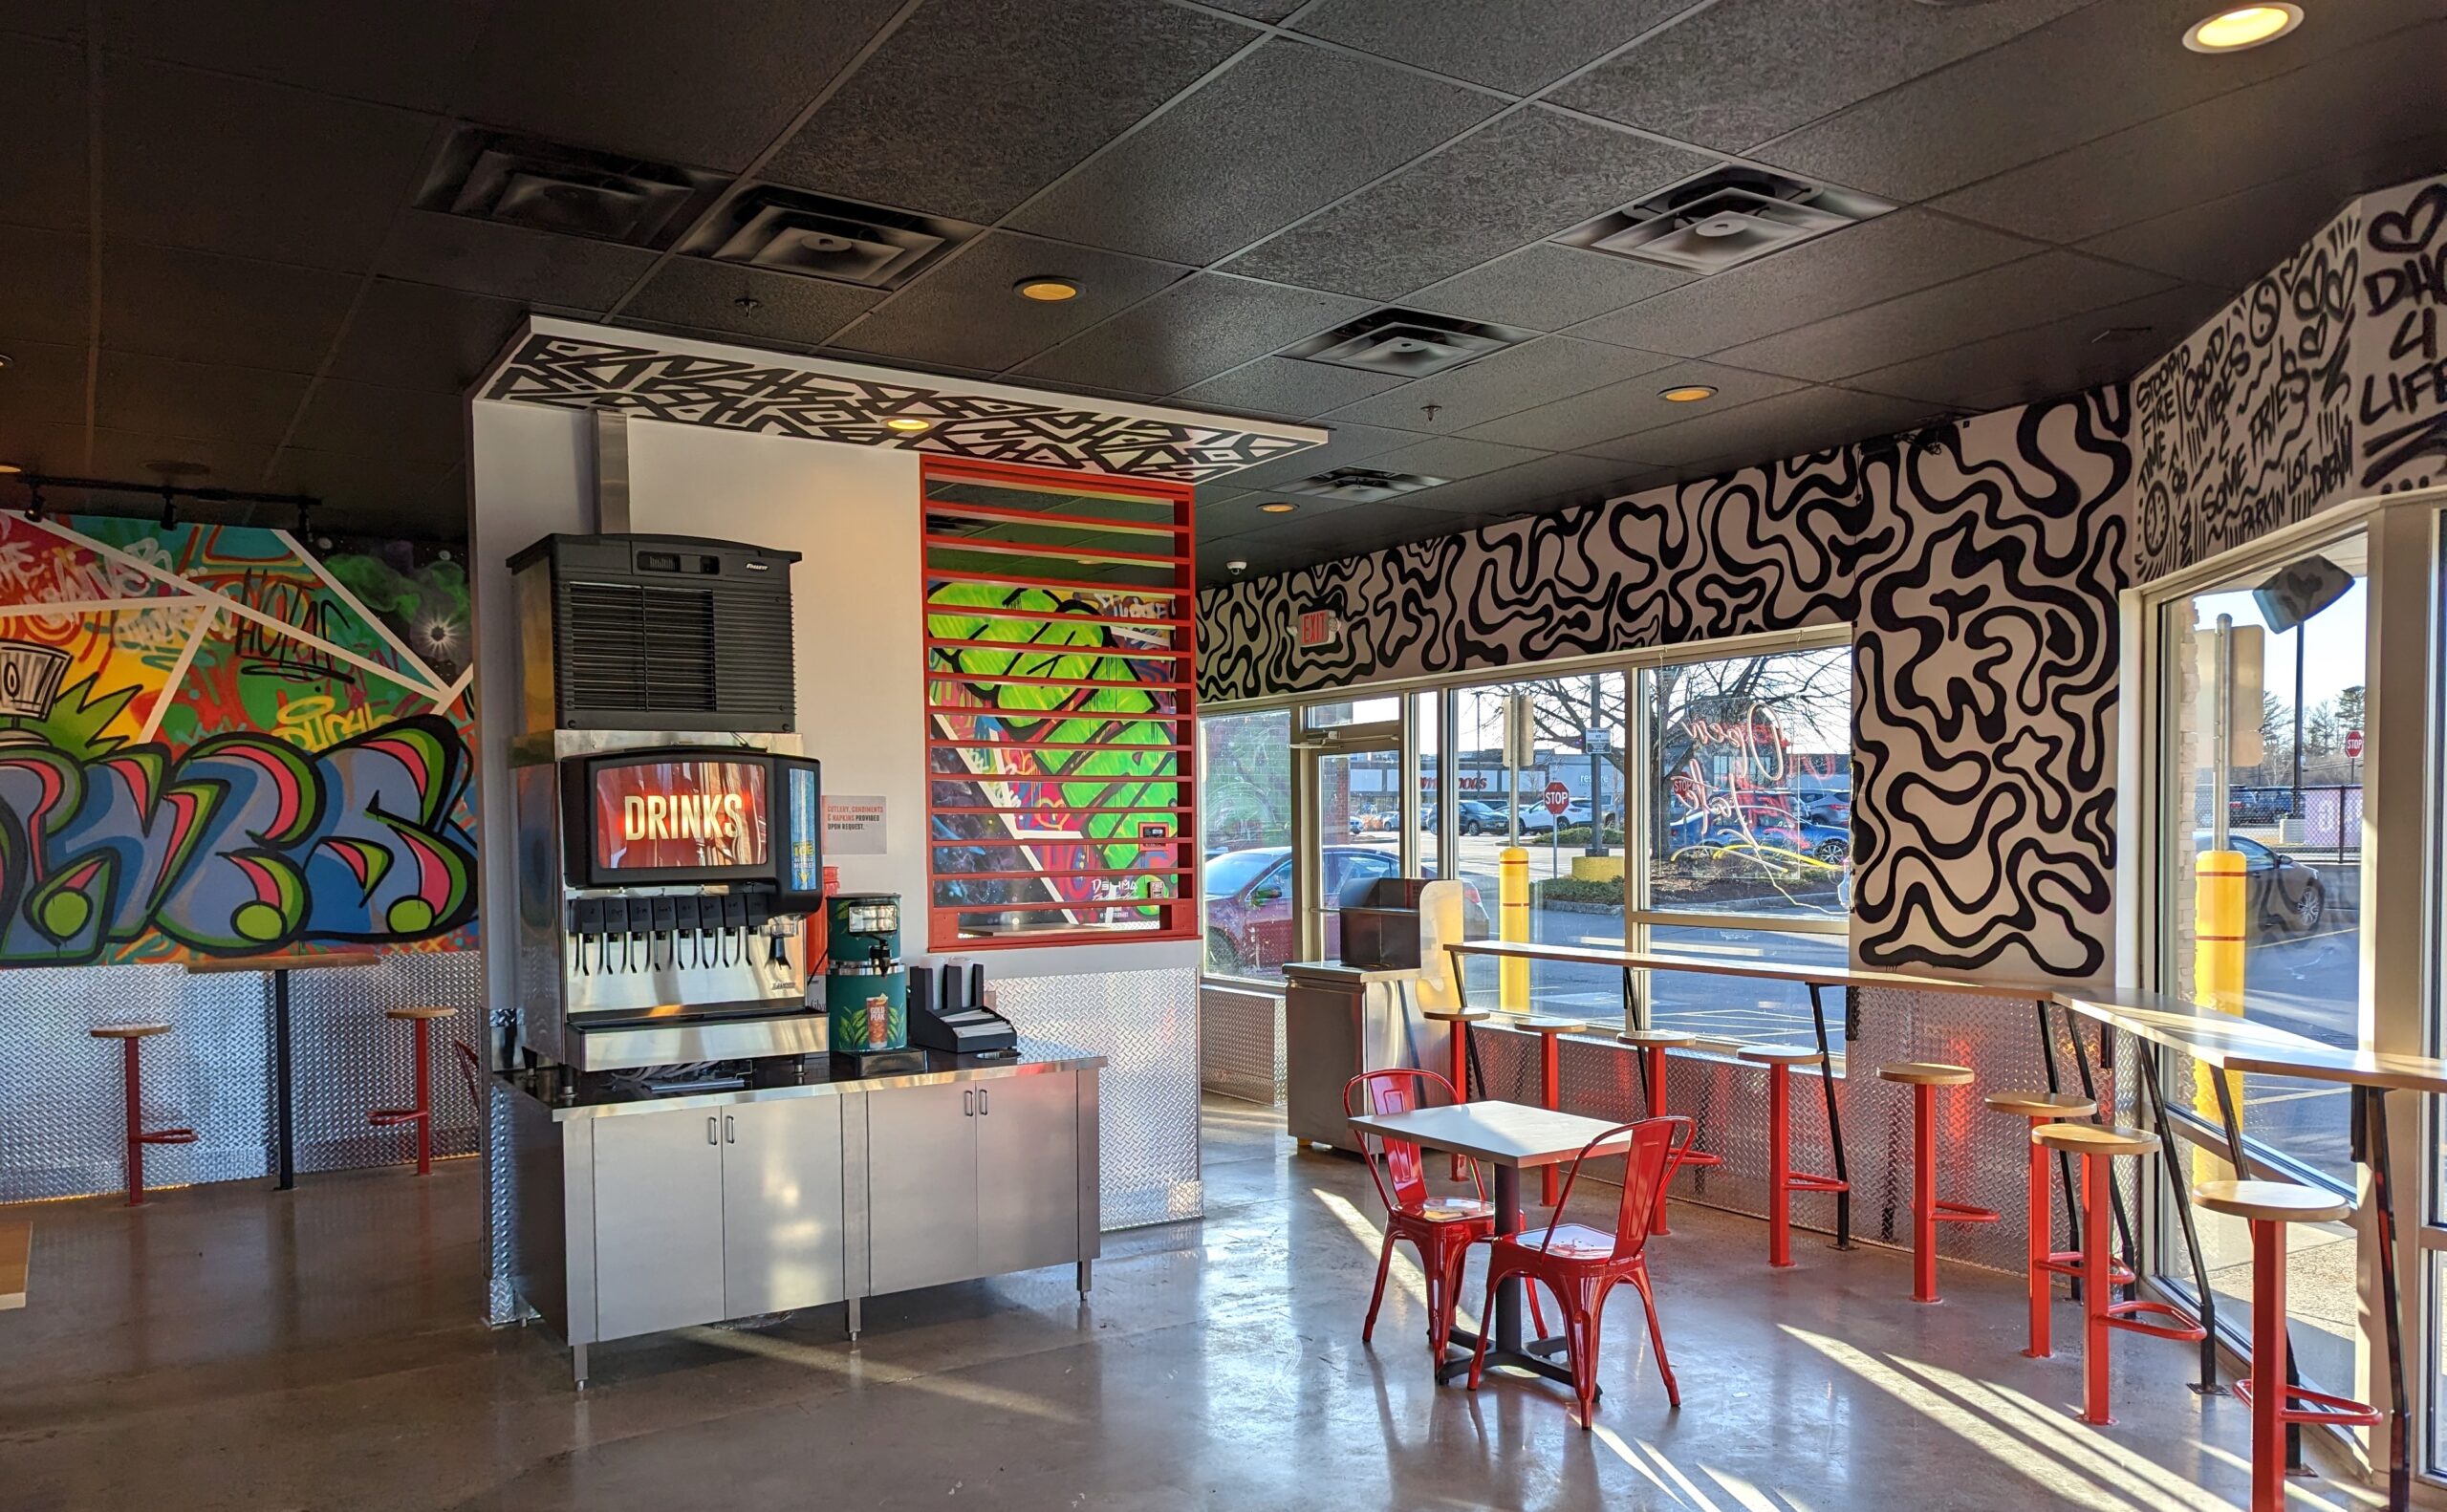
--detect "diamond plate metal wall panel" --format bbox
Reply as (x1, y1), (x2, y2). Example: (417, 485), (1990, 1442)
(285, 951), (488, 1176)
(991, 965), (1203, 1230)
(1200, 982), (1285, 1106)
(0, 964), (271, 1200)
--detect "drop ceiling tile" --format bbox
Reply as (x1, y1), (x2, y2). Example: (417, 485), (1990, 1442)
(100, 57), (439, 272)
(1174, 356), (1407, 419)
(831, 232), (1191, 374)
(1227, 108), (1713, 300)
(1212, 420), (1418, 492)
(267, 447), (462, 527)
(0, 339), (91, 427)
(1405, 242), (1694, 334)
(288, 378), (466, 464)
(0, 421), (90, 475)
(1294, 0), (1703, 95)
(1200, 0), (1301, 18)
(619, 259), (887, 348)
(99, 245), (360, 374)
(2080, 134), (2447, 288)
(1933, 22), (2447, 247)
(1008, 39), (1501, 265)
(1845, 284), (2232, 411)
(1564, 208), (2042, 358)
(0, 3), (84, 38)
(1352, 434), (1546, 484)
(1, 38), (88, 232)
(1754, 0), (2445, 205)
(1011, 271), (1367, 395)
(1396, 451), (1651, 515)
(1589, 383), (1935, 467)
(1253, 499), (1458, 559)
(1460, 359), (1799, 451)
(377, 210), (659, 311)
(1327, 335), (1673, 432)
(459, 0), (904, 170)
(325, 279), (530, 395)
(96, 353), (310, 445)
(96, 0), (487, 112)
(85, 428), (276, 487)
(1708, 251), (2174, 383)
(766, 0), (1252, 222)
(1197, 493), (1366, 541)
(0, 225), (91, 346)
(1550, 0), (2090, 153)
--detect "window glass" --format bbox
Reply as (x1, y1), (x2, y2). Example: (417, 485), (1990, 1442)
(1201, 708), (1292, 980)
(1413, 689), (1440, 886)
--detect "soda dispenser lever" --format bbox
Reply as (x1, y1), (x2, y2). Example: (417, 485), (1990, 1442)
(650, 896), (678, 970)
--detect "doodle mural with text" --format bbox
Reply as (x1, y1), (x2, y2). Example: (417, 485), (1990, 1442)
(0, 514), (474, 964)
(2359, 177), (2447, 495)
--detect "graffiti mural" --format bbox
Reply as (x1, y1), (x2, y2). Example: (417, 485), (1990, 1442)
(0, 514), (475, 964)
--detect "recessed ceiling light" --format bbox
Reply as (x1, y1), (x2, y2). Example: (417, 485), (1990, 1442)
(2183, 4), (2301, 52)
(883, 416), (933, 433)
(1258, 501), (1297, 514)
(1659, 384), (1718, 402)
(0, 463), (21, 476)
(1225, 559), (1248, 574)
(0, 353), (11, 370)
(1014, 276), (1080, 302)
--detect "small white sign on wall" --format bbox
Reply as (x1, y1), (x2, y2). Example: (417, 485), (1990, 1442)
(823, 794), (888, 855)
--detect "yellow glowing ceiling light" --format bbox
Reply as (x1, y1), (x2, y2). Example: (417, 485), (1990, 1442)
(0, 463), (21, 475)
(883, 416), (934, 432)
(1014, 276), (1081, 301)
(2183, 5), (2302, 52)
(1659, 384), (1718, 402)
(1258, 501), (1297, 513)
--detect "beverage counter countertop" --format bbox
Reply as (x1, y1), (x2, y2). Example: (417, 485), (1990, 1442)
(508, 1040), (1107, 1121)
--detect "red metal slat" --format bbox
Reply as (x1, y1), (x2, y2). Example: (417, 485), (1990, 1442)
(923, 603), (1189, 630)
(924, 635), (1187, 659)
(921, 455), (1193, 505)
(928, 868), (1193, 883)
(923, 565), (1187, 596)
(925, 736), (1188, 752)
(929, 896), (1186, 914)
(923, 500), (1184, 539)
(928, 805), (1193, 816)
(922, 533), (1189, 569)
(929, 835), (1189, 850)
(926, 667), (1195, 691)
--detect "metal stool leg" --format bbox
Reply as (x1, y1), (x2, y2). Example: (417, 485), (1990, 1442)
(1647, 1045), (1673, 1236)
(2025, 1117), (2051, 1356)
(2248, 1217), (2285, 1512)
(121, 1038), (146, 1207)
(1767, 1063), (1792, 1268)
(2081, 1152), (2114, 1424)
(1912, 1084), (1939, 1302)
(1538, 1031), (1561, 1207)
(412, 1018), (434, 1176)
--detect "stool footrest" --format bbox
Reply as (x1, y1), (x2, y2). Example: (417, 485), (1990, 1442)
(368, 1108), (429, 1127)
(136, 1127), (196, 1146)
(1930, 1199), (2000, 1225)
(1784, 1172), (1848, 1195)
(2038, 1251), (2135, 1285)
(1671, 1150), (1724, 1171)
(2104, 1298), (2206, 1342)
(2230, 1379), (2382, 1428)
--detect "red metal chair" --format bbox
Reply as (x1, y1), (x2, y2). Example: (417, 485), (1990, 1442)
(1469, 1114), (1694, 1427)
(1344, 1069), (1539, 1362)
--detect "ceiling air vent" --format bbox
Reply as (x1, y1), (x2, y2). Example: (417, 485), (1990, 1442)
(415, 129), (724, 248)
(1556, 168), (1892, 275)
(679, 185), (978, 290)
(1284, 309), (1533, 378)
(1281, 468), (1448, 503)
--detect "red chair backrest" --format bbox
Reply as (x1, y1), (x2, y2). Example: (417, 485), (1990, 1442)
(1343, 1069), (1469, 1216)
(1544, 1115), (1693, 1264)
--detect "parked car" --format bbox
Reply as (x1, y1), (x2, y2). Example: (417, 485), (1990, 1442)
(2228, 787), (2297, 826)
(1798, 818), (1851, 865)
(2193, 831), (2327, 935)
(1203, 844), (1489, 974)
(1454, 799), (1507, 835)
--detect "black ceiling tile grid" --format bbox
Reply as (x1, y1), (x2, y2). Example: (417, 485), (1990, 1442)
(1402, 241), (1694, 334)
(1006, 37), (1505, 265)
(0, 225), (93, 347)
(84, 427), (276, 488)
(762, 0), (1256, 224)
(618, 259), (889, 349)
(0, 340), (95, 429)
(1562, 208), (2044, 359)
(0, 37), (86, 233)
(286, 378), (467, 464)
(456, 0), (907, 171)
(1548, 0), (2092, 154)
(1291, 0), (1706, 97)
(1009, 270), (1370, 395)
(376, 210), (662, 311)
(1323, 335), (1675, 432)
(828, 230), (1194, 374)
(1754, 0), (2447, 206)
(1843, 282), (2236, 412)
(1370, 449), (1638, 516)
(1173, 356), (1409, 420)
(1352, 433), (1546, 485)
(1583, 383), (1937, 469)
(97, 243), (362, 374)
(323, 279), (532, 396)
(1211, 419), (1422, 492)
(1933, 20), (2447, 248)
(1458, 358), (1801, 452)
(94, 352), (313, 446)
(1705, 249), (2176, 383)
(0, 421), (97, 476)
(97, 55), (444, 273)
(1223, 105), (1715, 299)
(1196, 492), (1371, 544)
(93, 0), (490, 114)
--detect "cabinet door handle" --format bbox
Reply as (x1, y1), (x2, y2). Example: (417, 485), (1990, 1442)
(706, 1115), (719, 1145)
(979, 1088), (989, 1116)
(964, 1089), (975, 1117)
(724, 1114), (736, 1143)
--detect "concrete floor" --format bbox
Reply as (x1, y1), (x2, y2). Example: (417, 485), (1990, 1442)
(0, 1098), (2385, 1512)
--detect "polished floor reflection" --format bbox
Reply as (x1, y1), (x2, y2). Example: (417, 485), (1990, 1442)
(0, 1099), (2381, 1510)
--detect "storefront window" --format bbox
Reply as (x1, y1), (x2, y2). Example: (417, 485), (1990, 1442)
(1201, 707), (1292, 981)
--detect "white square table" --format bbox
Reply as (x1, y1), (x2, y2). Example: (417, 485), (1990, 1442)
(1345, 1098), (1637, 1391)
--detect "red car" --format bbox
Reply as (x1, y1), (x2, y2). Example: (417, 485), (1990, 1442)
(1203, 845), (1487, 975)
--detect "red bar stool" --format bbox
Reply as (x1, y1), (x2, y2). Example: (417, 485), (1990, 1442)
(1738, 1044), (1848, 1268)
(1877, 1063), (1999, 1302)
(1985, 1089), (2127, 1356)
(2194, 1180), (2377, 1512)
(1517, 1018), (1576, 1204)
(1618, 1027), (1720, 1235)
(2034, 1121), (2205, 1424)
(369, 1006), (454, 1176)
(89, 1024), (195, 1206)
(1420, 1006), (1488, 1180)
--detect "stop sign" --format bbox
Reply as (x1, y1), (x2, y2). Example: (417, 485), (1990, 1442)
(1544, 781), (1571, 815)
(2346, 729), (2364, 758)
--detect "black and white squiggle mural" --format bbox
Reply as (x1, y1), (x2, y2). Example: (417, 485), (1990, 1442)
(1200, 392), (2130, 982)
(2358, 178), (2447, 498)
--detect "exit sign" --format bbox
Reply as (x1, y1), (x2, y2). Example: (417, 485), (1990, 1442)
(1298, 609), (1341, 648)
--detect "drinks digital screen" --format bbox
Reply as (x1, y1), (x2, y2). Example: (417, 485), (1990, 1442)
(786, 764), (821, 894)
(592, 758), (770, 873)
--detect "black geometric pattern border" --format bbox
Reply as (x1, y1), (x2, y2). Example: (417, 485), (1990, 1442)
(480, 331), (1319, 485)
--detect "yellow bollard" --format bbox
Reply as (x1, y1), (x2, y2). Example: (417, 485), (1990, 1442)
(2192, 849), (2248, 1178)
(1500, 847), (1529, 1012)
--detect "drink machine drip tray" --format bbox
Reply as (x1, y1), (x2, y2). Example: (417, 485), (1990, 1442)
(566, 1005), (829, 1070)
